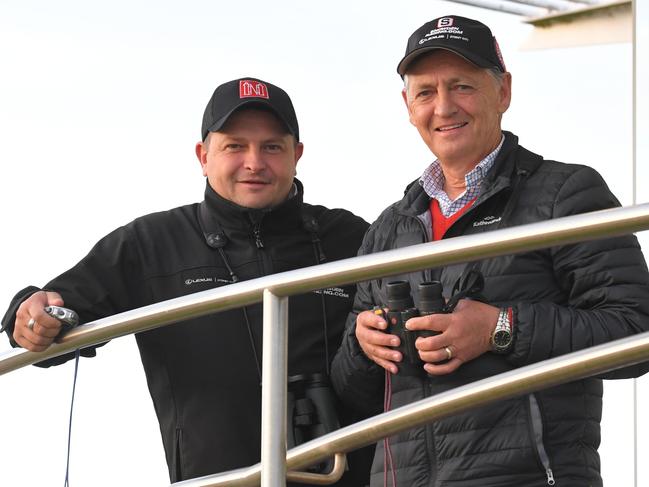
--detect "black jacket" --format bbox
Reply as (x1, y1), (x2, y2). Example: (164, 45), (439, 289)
(2, 180), (373, 484)
(331, 133), (649, 487)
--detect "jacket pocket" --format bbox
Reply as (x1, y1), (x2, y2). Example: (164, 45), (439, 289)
(527, 394), (556, 486)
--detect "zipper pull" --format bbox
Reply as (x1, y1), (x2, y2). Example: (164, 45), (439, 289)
(545, 468), (555, 485)
(253, 224), (264, 249)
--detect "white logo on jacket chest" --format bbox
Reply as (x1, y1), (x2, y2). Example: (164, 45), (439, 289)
(185, 277), (214, 286)
(313, 287), (349, 299)
(184, 277), (233, 286)
(473, 216), (502, 227)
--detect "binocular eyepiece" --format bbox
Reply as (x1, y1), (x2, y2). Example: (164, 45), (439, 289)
(387, 280), (445, 315)
(384, 280), (447, 367)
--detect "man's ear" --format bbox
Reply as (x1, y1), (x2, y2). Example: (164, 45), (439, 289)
(195, 139), (208, 176)
(292, 142), (304, 175)
(294, 142), (304, 164)
(498, 72), (513, 114)
(402, 88), (415, 126)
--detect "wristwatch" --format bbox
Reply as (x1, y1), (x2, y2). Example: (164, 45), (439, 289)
(490, 307), (514, 354)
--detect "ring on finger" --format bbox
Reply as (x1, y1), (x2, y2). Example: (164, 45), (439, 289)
(444, 346), (453, 361)
(27, 318), (36, 331)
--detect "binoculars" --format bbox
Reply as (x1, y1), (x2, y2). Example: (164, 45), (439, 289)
(287, 373), (341, 473)
(384, 280), (447, 366)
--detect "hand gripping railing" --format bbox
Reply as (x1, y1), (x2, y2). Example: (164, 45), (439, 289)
(2, 203), (649, 486)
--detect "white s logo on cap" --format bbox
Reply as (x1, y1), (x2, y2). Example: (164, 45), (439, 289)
(437, 17), (454, 28)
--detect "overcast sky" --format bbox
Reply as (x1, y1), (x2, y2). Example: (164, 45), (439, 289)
(1, 1), (647, 486)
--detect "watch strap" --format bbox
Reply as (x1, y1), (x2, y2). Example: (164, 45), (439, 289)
(491, 307), (514, 354)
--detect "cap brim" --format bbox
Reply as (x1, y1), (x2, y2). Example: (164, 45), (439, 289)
(397, 45), (498, 76)
(205, 99), (297, 139)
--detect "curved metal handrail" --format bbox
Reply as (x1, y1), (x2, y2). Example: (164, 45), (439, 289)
(173, 330), (649, 487)
(1, 203), (649, 375)
(286, 453), (346, 485)
(2, 203), (649, 487)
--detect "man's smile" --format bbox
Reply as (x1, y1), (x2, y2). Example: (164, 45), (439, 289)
(239, 178), (270, 185)
(436, 122), (468, 132)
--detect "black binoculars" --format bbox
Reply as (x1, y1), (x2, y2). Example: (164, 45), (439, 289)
(384, 280), (448, 366)
(287, 373), (341, 473)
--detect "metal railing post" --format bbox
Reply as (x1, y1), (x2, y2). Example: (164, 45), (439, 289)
(260, 290), (289, 487)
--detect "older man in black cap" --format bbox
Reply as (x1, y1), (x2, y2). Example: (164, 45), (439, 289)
(331, 15), (649, 487)
(2, 77), (373, 484)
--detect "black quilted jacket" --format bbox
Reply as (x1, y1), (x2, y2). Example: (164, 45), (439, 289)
(331, 132), (649, 487)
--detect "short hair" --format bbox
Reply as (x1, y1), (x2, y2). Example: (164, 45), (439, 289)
(486, 67), (506, 85)
(203, 131), (213, 151)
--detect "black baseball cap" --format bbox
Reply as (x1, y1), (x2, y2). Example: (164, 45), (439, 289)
(396, 15), (506, 76)
(201, 77), (299, 141)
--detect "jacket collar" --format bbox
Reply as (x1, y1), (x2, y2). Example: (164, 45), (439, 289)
(475, 131), (519, 202)
(199, 178), (305, 236)
(397, 131), (521, 217)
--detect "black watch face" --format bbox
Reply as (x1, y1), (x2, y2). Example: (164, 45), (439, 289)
(493, 330), (512, 348)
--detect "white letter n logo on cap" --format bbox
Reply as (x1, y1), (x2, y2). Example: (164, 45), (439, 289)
(438, 17), (454, 28)
(239, 80), (269, 99)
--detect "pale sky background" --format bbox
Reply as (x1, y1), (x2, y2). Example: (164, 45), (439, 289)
(1, 1), (648, 486)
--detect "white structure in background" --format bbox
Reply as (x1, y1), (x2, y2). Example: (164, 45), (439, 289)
(447, 1), (631, 46)
(448, 0), (622, 18)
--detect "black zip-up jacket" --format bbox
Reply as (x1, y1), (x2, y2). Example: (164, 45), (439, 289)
(2, 180), (374, 485)
(331, 132), (649, 487)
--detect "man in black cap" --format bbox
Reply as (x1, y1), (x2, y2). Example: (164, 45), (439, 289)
(331, 15), (649, 487)
(2, 77), (373, 484)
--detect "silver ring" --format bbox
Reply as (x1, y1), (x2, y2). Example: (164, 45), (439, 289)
(444, 346), (453, 361)
(27, 318), (36, 331)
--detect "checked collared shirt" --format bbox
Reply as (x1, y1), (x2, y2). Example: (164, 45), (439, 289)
(419, 135), (504, 217)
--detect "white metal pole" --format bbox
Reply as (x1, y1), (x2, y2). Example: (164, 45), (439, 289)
(632, 1), (649, 484)
(633, 1), (637, 481)
(260, 289), (289, 487)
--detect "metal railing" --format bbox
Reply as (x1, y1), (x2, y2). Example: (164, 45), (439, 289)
(2, 203), (649, 486)
(174, 330), (649, 487)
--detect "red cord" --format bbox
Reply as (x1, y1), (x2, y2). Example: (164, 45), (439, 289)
(383, 369), (397, 486)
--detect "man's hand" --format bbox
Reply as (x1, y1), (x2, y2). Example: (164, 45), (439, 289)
(355, 309), (402, 374)
(406, 299), (500, 375)
(13, 291), (65, 352)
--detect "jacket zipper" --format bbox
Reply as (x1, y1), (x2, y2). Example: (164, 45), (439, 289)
(423, 378), (438, 485)
(528, 394), (556, 485)
(251, 219), (276, 279)
(405, 213), (434, 281)
(413, 215), (438, 482)
(386, 213), (437, 483)
(253, 223), (264, 249)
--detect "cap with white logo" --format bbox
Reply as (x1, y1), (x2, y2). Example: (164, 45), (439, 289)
(201, 77), (299, 141)
(397, 15), (506, 77)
